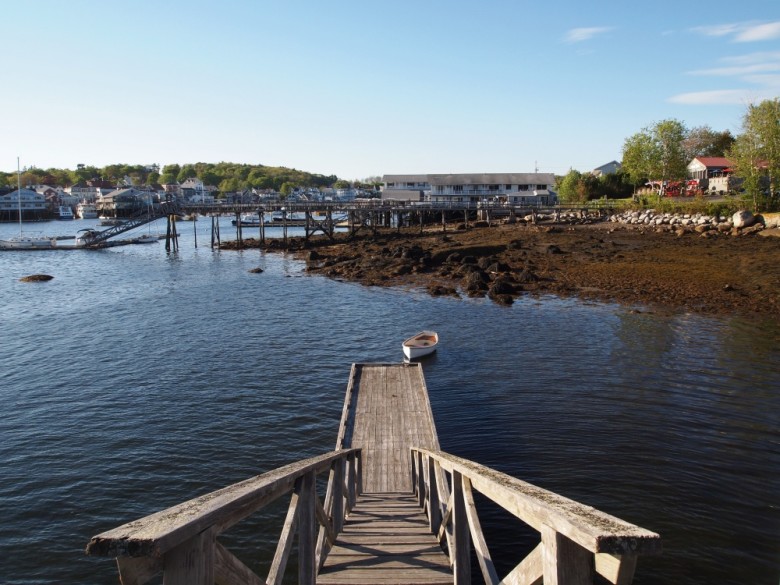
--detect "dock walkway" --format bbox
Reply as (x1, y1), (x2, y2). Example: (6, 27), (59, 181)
(320, 363), (450, 584)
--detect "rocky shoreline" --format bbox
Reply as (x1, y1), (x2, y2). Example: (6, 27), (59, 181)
(227, 212), (780, 320)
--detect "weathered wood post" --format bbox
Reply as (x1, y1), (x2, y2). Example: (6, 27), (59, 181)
(193, 214), (198, 248)
(346, 451), (357, 513)
(163, 527), (216, 585)
(427, 456), (440, 535)
(452, 470), (471, 585)
(332, 457), (344, 535)
(541, 524), (593, 585)
(298, 471), (316, 585)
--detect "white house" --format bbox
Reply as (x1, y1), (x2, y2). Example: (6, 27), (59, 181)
(383, 173), (556, 206)
(592, 161), (621, 176)
(687, 157), (738, 194)
(381, 175), (431, 202)
(0, 188), (47, 221)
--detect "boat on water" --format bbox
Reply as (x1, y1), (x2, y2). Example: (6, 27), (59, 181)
(58, 206), (74, 220)
(402, 331), (438, 360)
(232, 213), (262, 227)
(76, 202), (98, 219)
(0, 158), (58, 250)
(131, 234), (159, 244)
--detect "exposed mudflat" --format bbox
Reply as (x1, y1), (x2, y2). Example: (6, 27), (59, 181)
(225, 221), (780, 320)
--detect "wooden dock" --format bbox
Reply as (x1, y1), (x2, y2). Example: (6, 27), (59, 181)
(336, 363), (440, 493)
(319, 363), (450, 584)
(86, 363), (661, 585)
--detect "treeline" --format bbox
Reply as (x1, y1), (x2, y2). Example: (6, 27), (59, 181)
(0, 161), (341, 192)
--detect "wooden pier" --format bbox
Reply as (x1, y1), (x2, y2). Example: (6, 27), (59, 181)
(86, 363), (661, 585)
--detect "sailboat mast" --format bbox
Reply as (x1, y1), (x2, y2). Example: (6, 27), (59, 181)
(17, 157), (22, 236)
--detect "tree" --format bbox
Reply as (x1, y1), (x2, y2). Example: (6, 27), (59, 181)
(728, 98), (780, 210)
(333, 180), (350, 189)
(557, 170), (583, 202)
(622, 119), (688, 198)
(279, 182), (295, 198)
(683, 126), (735, 159)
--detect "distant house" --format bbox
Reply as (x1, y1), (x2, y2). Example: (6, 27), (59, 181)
(96, 188), (149, 218)
(180, 178), (216, 203)
(0, 188), (47, 221)
(382, 173), (556, 206)
(687, 157), (738, 194)
(381, 175), (431, 202)
(592, 161), (621, 177)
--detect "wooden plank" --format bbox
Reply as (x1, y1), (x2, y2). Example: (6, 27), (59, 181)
(267, 492), (299, 585)
(595, 553), (638, 585)
(214, 541), (264, 585)
(319, 493), (452, 585)
(499, 543), (543, 585)
(452, 471), (471, 585)
(116, 556), (161, 585)
(299, 472), (317, 585)
(163, 528), (215, 585)
(463, 477), (499, 585)
(541, 524), (593, 585)
(415, 448), (661, 556)
(87, 450), (357, 558)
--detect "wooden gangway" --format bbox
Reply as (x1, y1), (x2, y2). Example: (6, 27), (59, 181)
(86, 363), (661, 585)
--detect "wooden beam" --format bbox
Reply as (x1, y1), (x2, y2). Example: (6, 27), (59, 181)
(298, 471), (316, 585)
(116, 556), (162, 585)
(463, 477), (499, 585)
(266, 492), (299, 585)
(595, 553), (638, 585)
(162, 527), (215, 585)
(414, 449), (661, 556)
(214, 541), (263, 585)
(498, 543), (543, 585)
(87, 450), (358, 559)
(541, 524), (593, 585)
(452, 471), (471, 585)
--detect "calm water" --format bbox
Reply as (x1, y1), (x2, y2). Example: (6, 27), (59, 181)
(1, 218), (778, 584)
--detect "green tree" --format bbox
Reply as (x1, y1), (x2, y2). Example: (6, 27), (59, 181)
(557, 170), (583, 202)
(728, 98), (780, 210)
(622, 119), (688, 198)
(279, 182), (295, 198)
(333, 179), (350, 189)
(684, 126), (735, 159)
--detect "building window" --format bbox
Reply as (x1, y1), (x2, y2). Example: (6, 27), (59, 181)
(505, 185), (513, 190)
(519, 184), (529, 191)
(536, 184), (547, 190)
(406, 183), (414, 188)
(453, 185), (463, 193)
(387, 183), (395, 187)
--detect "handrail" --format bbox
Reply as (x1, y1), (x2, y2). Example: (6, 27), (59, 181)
(86, 448), (361, 585)
(411, 447), (660, 585)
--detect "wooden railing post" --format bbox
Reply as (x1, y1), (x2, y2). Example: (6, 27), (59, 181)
(541, 524), (593, 585)
(427, 456), (440, 534)
(163, 527), (215, 585)
(346, 451), (357, 513)
(298, 471), (317, 585)
(332, 457), (344, 535)
(416, 451), (425, 507)
(452, 470), (471, 585)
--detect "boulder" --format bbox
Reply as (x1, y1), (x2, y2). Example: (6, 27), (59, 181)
(248, 267), (264, 273)
(19, 274), (54, 282)
(732, 210), (755, 228)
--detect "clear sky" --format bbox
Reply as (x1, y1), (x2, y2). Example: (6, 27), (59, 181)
(2, 0), (779, 179)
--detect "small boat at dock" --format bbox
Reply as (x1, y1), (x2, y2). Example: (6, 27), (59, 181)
(402, 331), (438, 359)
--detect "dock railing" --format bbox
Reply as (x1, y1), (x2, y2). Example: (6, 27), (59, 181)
(86, 448), (361, 585)
(411, 448), (661, 585)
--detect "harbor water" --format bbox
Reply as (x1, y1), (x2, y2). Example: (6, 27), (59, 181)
(0, 217), (778, 584)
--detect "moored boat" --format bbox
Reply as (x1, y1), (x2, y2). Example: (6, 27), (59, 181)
(402, 331), (438, 359)
(58, 206), (74, 220)
(76, 202), (98, 219)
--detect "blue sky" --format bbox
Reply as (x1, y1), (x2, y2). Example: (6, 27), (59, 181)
(2, 0), (779, 179)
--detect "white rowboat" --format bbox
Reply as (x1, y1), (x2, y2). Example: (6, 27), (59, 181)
(402, 331), (438, 360)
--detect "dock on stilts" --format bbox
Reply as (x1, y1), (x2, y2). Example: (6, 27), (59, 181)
(86, 363), (661, 585)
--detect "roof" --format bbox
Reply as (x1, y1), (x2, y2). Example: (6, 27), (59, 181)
(382, 175), (430, 183)
(691, 157), (732, 168)
(426, 173), (555, 185)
